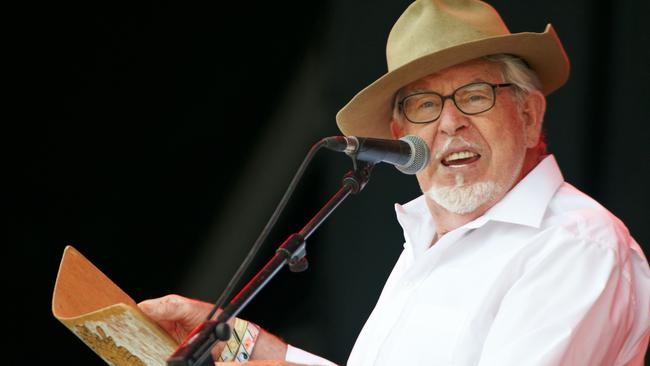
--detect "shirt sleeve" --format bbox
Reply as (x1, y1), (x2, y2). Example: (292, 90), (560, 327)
(476, 233), (649, 366)
(285, 344), (339, 366)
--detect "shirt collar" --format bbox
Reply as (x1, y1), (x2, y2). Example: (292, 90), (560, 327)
(479, 154), (563, 228)
(394, 195), (435, 253)
(394, 155), (564, 251)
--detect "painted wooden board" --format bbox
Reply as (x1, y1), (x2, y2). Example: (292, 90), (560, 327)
(52, 246), (178, 366)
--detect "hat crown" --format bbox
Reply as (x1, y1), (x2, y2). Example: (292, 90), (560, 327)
(387, 0), (510, 71)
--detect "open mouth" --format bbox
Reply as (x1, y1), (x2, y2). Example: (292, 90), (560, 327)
(441, 151), (481, 167)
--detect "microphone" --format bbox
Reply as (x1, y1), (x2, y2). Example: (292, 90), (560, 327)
(323, 135), (430, 174)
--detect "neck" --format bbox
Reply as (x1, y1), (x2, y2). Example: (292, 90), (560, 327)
(427, 150), (543, 241)
(425, 197), (485, 241)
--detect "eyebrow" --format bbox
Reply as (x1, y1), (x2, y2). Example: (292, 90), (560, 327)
(401, 78), (492, 96)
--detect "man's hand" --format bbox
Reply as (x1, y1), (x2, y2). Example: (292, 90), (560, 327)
(138, 294), (213, 344)
(139, 294), (289, 362)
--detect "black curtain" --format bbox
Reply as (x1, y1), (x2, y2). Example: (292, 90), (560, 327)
(13, 0), (649, 364)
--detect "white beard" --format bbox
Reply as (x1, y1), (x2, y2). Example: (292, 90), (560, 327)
(426, 130), (527, 215)
(425, 178), (501, 215)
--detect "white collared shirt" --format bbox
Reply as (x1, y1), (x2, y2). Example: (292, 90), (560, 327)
(287, 155), (650, 365)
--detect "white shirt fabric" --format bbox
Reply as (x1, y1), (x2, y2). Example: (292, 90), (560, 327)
(287, 155), (650, 365)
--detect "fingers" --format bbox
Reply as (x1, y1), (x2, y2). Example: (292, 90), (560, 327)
(138, 294), (214, 343)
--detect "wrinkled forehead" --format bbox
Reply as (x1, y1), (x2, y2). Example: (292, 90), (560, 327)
(396, 58), (504, 99)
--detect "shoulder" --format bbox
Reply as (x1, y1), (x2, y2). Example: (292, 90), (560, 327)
(531, 181), (650, 282)
(543, 182), (634, 253)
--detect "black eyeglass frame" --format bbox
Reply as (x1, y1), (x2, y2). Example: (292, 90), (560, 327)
(397, 82), (514, 124)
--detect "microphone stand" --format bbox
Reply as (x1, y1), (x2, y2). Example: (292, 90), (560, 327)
(167, 161), (375, 366)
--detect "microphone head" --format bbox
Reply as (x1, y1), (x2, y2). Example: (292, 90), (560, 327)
(395, 135), (430, 174)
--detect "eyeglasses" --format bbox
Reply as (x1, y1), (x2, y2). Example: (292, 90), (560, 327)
(397, 82), (513, 124)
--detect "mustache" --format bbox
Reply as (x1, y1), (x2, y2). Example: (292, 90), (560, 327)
(434, 136), (482, 160)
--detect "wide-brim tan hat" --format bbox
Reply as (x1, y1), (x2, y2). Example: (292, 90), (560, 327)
(336, 0), (570, 139)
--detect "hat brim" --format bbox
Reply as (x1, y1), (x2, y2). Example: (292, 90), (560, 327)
(336, 24), (570, 139)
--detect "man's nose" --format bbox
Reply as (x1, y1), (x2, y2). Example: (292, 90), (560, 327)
(438, 98), (469, 136)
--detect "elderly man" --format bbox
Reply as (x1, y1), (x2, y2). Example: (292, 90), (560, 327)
(140, 0), (650, 365)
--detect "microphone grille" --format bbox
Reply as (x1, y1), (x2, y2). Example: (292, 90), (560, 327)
(395, 135), (430, 175)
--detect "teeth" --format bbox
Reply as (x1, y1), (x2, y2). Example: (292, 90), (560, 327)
(445, 151), (477, 161)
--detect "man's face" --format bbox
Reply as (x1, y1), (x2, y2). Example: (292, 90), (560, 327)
(391, 59), (542, 215)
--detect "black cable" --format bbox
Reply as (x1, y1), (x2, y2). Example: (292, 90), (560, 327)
(205, 138), (328, 320)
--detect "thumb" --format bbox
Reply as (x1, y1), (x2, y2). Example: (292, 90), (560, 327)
(138, 294), (205, 323)
(138, 294), (212, 343)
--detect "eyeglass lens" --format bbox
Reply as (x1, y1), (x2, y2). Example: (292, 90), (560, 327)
(402, 82), (498, 123)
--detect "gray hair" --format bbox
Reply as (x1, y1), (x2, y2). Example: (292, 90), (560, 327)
(482, 54), (542, 104)
(484, 54), (547, 155)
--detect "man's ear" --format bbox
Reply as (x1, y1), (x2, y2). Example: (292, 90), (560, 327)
(390, 119), (404, 139)
(521, 90), (546, 148)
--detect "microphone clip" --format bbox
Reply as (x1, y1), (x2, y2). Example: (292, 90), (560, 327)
(276, 233), (309, 273)
(343, 160), (374, 194)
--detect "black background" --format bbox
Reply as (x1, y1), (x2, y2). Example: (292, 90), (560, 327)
(13, 0), (649, 364)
